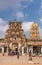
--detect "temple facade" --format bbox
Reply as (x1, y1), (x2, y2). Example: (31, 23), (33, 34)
(29, 22), (41, 55)
(5, 21), (27, 55)
(0, 21), (42, 56)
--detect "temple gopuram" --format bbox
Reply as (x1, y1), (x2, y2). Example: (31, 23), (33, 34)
(0, 21), (42, 56)
(28, 22), (41, 55)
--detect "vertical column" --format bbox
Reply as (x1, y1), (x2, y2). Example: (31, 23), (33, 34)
(26, 47), (28, 55)
(7, 47), (9, 55)
(31, 46), (33, 55)
(24, 43), (27, 55)
(2, 46), (4, 56)
(29, 46), (33, 55)
(22, 46), (25, 55)
(27, 47), (28, 55)
(6, 41), (8, 55)
(18, 42), (21, 55)
(41, 46), (42, 54)
(6, 42), (9, 55)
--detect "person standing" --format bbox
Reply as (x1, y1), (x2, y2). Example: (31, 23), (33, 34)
(17, 51), (19, 59)
(29, 50), (32, 61)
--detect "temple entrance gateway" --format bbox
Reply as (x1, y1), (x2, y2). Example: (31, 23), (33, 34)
(15, 48), (18, 55)
(33, 46), (41, 55)
(12, 43), (18, 55)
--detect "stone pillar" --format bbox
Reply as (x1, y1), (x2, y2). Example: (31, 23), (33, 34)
(31, 46), (33, 55)
(41, 46), (42, 54)
(2, 46), (4, 56)
(27, 47), (29, 54)
(6, 43), (9, 55)
(24, 43), (27, 55)
(7, 47), (9, 55)
(22, 46), (25, 55)
(29, 46), (33, 55)
(9, 42), (12, 50)
(18, 42), (21, 55)
(26, 47), (28, 55)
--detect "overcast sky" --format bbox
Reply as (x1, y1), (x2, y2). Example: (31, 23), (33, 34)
(0, 0), (42, 38)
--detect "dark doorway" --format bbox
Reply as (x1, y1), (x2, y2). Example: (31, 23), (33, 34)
(15, 48), (18, 55)
(33, 46), (41, 55)
(24, 47), (27, 53)
(4, 47), (7, 53)
(0, 48), (2, 53)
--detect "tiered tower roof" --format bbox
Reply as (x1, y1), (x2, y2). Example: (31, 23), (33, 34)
(5, 21), (26, 44)
(30, 22), (40, 40)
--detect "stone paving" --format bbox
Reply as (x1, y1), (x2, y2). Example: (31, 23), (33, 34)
(0, 54), (42, 65)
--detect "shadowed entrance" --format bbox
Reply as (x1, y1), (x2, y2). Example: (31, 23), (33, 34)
(15, 48), (18, 55)
(33, 46), (41, 55)
(12, 43), (18, 55)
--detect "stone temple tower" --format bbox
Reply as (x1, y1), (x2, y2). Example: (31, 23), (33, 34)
(30, 22), (40, 40)
(5, 21), (26, 55)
